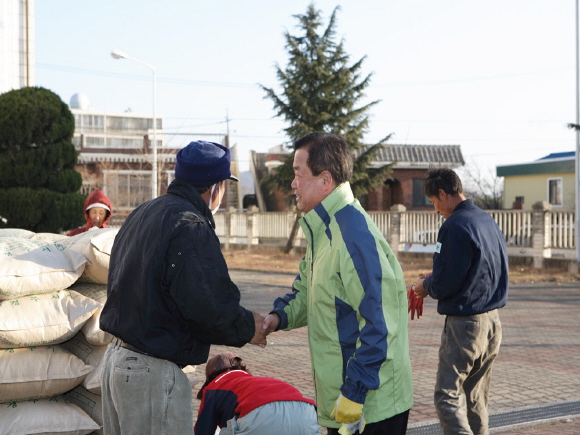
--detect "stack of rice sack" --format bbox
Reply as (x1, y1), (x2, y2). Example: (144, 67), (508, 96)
(0, 228), (117, 435)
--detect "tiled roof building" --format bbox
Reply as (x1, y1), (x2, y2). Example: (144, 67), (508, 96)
(252, 144), (464, 211)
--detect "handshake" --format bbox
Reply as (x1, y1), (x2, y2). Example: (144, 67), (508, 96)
(248, 312), (281, 348)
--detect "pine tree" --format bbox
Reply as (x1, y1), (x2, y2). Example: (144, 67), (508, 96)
(260, 4), (393, 199)
(0, 87), (85, 233)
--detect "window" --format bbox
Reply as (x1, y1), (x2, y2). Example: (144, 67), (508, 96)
(548, 178), (562, 207)
(105, 171), (152, 209)
(78, 115), (105, 131)
(107, 137), (143, 149)
(412, 179), (430, 206)
(85, 136), (106, 147)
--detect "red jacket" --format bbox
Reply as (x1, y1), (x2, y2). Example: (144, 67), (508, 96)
(67, 189), (113, 236)
(195, 370), (316, 435)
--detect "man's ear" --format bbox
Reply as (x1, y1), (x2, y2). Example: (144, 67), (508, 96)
(321, 171), (333, 189)
(212, 181), (223, 197)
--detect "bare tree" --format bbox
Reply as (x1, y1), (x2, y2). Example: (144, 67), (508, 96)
(457, 161), (504, 209)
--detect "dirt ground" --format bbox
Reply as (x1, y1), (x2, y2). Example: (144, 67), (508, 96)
(223, 248), (580, 286)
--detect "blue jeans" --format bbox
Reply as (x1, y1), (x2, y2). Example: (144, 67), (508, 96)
(101, 340), (193, 435)
(435, 310), (502, 435)
(221, 401), (320, 435)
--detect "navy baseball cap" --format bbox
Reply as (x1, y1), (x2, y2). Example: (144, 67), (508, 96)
(175, 141), (239, 187)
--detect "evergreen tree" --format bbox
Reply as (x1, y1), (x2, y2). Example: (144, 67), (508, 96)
(0, 87), (85, 233)
(260, 4), (393, 199)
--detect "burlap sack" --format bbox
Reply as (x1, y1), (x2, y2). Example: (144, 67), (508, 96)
(0, 345), (94, 404)
(30, 232), (68, 243)
(0, 238), (87, 300)
(69, 282), (113, 346)
(60, 228), (117, 284)
(61, 332), (107, 395)
(0, 228), (34, 239)
(64, 385), (104, 435)
(0, 289), (101, 348)
(0, 395), (99, 435)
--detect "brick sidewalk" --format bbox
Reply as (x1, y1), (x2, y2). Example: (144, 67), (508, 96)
(190, 271), (580, 434)
(494, 418), (580, 434)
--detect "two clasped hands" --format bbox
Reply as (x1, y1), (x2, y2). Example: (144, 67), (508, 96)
(247, 312), (280, 348)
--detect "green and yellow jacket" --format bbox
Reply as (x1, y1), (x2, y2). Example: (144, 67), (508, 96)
(272, 182), (414, 428)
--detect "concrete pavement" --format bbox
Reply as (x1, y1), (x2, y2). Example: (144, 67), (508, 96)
(190, 270), (580, 434)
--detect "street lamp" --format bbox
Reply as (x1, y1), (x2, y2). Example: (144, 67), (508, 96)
(111, 49), (158, 199)
(574, 0), (580, 264)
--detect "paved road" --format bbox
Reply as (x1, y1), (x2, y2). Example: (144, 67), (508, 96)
(189, 270), (580, 434)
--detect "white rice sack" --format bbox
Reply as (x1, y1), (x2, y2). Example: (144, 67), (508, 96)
(60, 228), (118, 284)
(0, 396), (99, 435)
(30, 232), (68, 243)
(64, 385), (104, 435)
(61, 332), (108, 395)
(0, 228), (34, 239)
(0, 345), (94, 404)
(0, 238), (87, 300)
(69, 282), (113, 346)
(0, 289), (101, 348)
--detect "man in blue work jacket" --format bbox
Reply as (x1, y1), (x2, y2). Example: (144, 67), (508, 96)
(412, 166), (508, 435)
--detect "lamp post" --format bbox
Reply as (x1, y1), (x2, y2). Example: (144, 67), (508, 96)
(111, 49), (158, 199)
(574, 0), (580, 264)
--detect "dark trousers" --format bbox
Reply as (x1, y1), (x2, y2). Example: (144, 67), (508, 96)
(326, 409), (410, 435)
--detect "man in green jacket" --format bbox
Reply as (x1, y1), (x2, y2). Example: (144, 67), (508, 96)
(263, 132), (413, 435)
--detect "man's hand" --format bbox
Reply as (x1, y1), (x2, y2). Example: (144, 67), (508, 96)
(330, 394), (364, 424)
(412, 278), (428, 299)
(248, 311), (267, 348)
(262, 313), (280, 335)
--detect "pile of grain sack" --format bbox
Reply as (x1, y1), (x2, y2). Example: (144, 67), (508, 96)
(0, 227), (117, 435)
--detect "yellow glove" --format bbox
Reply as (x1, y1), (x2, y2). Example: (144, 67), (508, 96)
(338, 417), (366, 435)
(330, 394), (364, 424)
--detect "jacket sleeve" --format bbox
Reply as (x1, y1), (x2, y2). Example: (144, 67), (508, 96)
(271, 256), (309, 330)
(338, 232), (391, 405)
(195, 389), (238, 435)
(164, 223), (255, 347)
(194, 392), (218, 435)
(424, 223), (474, 301)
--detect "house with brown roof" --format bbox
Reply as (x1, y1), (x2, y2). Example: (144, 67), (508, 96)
(250, 144), (464, 211)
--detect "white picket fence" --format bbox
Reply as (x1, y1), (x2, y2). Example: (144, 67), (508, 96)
(214, 207), (576, 263)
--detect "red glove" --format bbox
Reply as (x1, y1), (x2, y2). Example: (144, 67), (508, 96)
(407, 272), (432, 320)
(407, 288), (423, 320)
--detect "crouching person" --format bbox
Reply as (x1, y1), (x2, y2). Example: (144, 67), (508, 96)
(195, 353), (320, 435)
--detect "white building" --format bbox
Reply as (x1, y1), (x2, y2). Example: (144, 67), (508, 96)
(69, 93), (239, 223)
(0, 0), (34, 93)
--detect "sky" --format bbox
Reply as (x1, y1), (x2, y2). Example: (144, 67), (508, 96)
(35, 1), (577, 176)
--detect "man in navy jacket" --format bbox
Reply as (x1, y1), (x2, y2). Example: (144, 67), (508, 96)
(100, 141), (266, 435)
(413, 166), (508, 435)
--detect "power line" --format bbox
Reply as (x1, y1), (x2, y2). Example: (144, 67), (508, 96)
(37, 63), (265, 88)
(371, 67), (573, 88)
(37, 62), (573, 90)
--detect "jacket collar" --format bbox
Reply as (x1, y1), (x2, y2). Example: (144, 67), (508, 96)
(454, 198), (475, 213)
(167, 179), (215, 227)
(300, 182), (354, 237)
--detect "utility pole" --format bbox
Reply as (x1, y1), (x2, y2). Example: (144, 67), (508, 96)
(574, 0), (580, 264)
